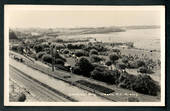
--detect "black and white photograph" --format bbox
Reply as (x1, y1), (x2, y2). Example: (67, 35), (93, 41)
(4, 5), (165, 106)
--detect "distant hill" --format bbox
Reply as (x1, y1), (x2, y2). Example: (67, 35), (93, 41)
(124, 25), (160, 30)
(51, 26), (126, 36)
(10, 25), (160, 39)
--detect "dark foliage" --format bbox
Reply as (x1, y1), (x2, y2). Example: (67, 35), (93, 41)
(11, 45), (18, 52)
(90, 55), (103, 63)
(137, 67), (154, 74)
(109, 54), (119, 63)
(17, 93), (26, 102)
(105, 61), (112, 66)
(53, 52), (66, 62)
(91, 66), (160, 96)
(55, 58), (65, 65)
(117, 72), (137, 89)
(67, 44), (85, 49)
(99, 52), (108, 56)
(33, 44), (43, 53)
(127, 59), (149, 69)
(136, 60), (146, 67)
(75, 50), (85, 57)
(55, 44), (65, 50)
(132, 74), (160, 96)
(91, 68), (121, 84)
(75, 57), (94, 77)
(112, 49), (120, 53)
(116, 63), (127, 69)
(117, 73), (160, 96)
(17, 45), (24, 54)
(127, 61), (139, 68)
(83, 44), (108, 52)
(92, 63), (108, 70)
(89, 49), (98, 55)
(36, 51), (46, 60)
(72, 66), (82, 75)
(121, 56), (129, 64)
(75, 50), (89, 57)
(42, 54), (52, 64)
(56, 39), (64, 43)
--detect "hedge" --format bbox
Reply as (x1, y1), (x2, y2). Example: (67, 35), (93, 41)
(91, 68), (121, 84)
(91, 67), (160, 96)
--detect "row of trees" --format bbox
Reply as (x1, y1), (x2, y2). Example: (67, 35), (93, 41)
(72, 56), (160, 96)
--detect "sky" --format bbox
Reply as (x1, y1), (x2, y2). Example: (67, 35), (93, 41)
(8, 8), (161, 28)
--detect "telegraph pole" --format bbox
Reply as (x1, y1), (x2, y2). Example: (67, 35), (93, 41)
(51, 46), (55, 72)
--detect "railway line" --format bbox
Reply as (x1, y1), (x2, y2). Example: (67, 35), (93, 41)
(10, 65), (75, 102)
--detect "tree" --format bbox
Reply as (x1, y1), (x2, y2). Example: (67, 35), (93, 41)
(132, 74), (160, 96)
(137, 66), (154, 74)
(90, 68), (121, 84)
(75, 50), (84, 57)
(116, 63), (127, 70)
(90, 55), (102, 63)
(36, 51), (46, 60)
(76, 57), (94, 76)
(136, 60), (146, 67)
(75, 50), (89, 57)
(67, 44), (85, 49)
(41, 42), (50, 48)
(42, 54), (52, 64)
(11, 45), (18, 52)
(112, 49), (120, 53)
(121, 56), (129, 64)
(17, 45), (24, 54)
(17, 93), (26, 102)
(90, 49), (98, 55)
(33, 44), (43, 53)
(72, 66), (82, 75)
(109, 54), (119, 64)
(105, 61), (112, 66)
(127, 61), (138, 68)
(67, 44), (74, 49)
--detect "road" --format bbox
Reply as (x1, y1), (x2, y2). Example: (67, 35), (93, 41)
(10, 65), (73, 102)
(9, 58), (111, 102)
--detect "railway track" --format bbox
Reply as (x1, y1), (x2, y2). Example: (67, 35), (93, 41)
(10, 65), (77, 102)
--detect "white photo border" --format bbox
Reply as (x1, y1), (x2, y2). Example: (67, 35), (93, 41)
(4, 5), (165, 106)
